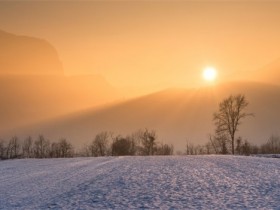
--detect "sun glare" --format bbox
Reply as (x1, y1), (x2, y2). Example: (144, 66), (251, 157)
(203, 67), (217, 82)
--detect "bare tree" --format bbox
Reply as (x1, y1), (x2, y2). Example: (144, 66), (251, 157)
(139, 129), (157, 156)
(112, 136), (132, 156)
(205, 142), (212, 155)
(58, 138), (73, 157)
(48, 139), (73, 158)
(185, 141), (205, 155)
(50, 142), (60, 158)
(22, 136), (33, 158)
(33, 135), (50, 158)
(241, 140), (251, 156)
(156, 143), (174, 155)
(87, 143), (98, 157)
(80, 144), (91, 157)
(0, 139), (6, 159)
(267, 135), (280, 154)
(236, 137), (242, 155)
(89, 131), (111, 156)
(8, 136), (21, 158)
(5, 139), (12, 159)
(261, 135), (280, 154)
(185, 141), (194, 155)
(213, 94), (253, 154)
(126, 132), (141, 156)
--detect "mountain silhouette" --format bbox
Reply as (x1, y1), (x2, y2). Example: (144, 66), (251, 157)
(0, 30), (120, 131)
(0, 75), (120, 132)
(0, 29), (63, 75)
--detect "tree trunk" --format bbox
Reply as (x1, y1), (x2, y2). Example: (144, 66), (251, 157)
(232, 136), (235, 155)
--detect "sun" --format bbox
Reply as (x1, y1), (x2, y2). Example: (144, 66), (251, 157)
(203, 67), (217, 82)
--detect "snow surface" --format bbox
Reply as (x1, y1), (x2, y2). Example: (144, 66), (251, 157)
(0, 156), (279, 209)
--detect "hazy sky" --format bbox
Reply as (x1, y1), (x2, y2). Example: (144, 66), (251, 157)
(1, 1), (280, 88)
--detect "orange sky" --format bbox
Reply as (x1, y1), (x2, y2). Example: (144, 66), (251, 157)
(1, 1), (280, 89)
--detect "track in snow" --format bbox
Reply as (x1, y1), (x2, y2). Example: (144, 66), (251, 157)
(0, 156), (279, 209)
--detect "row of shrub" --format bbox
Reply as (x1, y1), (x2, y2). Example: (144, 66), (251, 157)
(81, 129), (174, 157)
(0, 129), (174, 160)
(1, 129), (279, 159)
(0, 135), (74, 159)
(183, 135), (280, 156)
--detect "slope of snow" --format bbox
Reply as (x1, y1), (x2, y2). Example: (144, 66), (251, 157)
(0, 156), (279, 209)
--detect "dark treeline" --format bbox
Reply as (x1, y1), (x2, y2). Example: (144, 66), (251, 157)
(81, 129), (173, 157)
(184, 135), (280, 156)
(0, 129), (174, 160)
(1, 130), (279, 160)
(0, 135), (74, 159)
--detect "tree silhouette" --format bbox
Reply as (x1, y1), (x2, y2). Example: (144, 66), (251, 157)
(112, 137), (132, 156)
(89, 131), (111, 156)
(22, 136), (33, 158)
(34, 135), (50, 158)
(213, 94), (253, 154)
(139, 129), (157, 156)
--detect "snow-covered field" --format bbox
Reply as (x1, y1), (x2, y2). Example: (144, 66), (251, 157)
(0, 156), (279, 209)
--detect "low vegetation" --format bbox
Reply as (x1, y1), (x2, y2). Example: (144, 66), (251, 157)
(1, 131), (279, 160)
(184, 94), (279, 156)
(0, 129), (174, 160)
(184, 135), (280, 156)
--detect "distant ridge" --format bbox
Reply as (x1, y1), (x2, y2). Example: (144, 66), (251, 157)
(0, 30), (120, 132)
(0, 29), (63, 75)
(0, 75), (120, 132)
(6, 81), (280, 151)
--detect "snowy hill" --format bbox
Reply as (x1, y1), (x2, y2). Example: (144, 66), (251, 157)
(0, 156), (279, 209)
